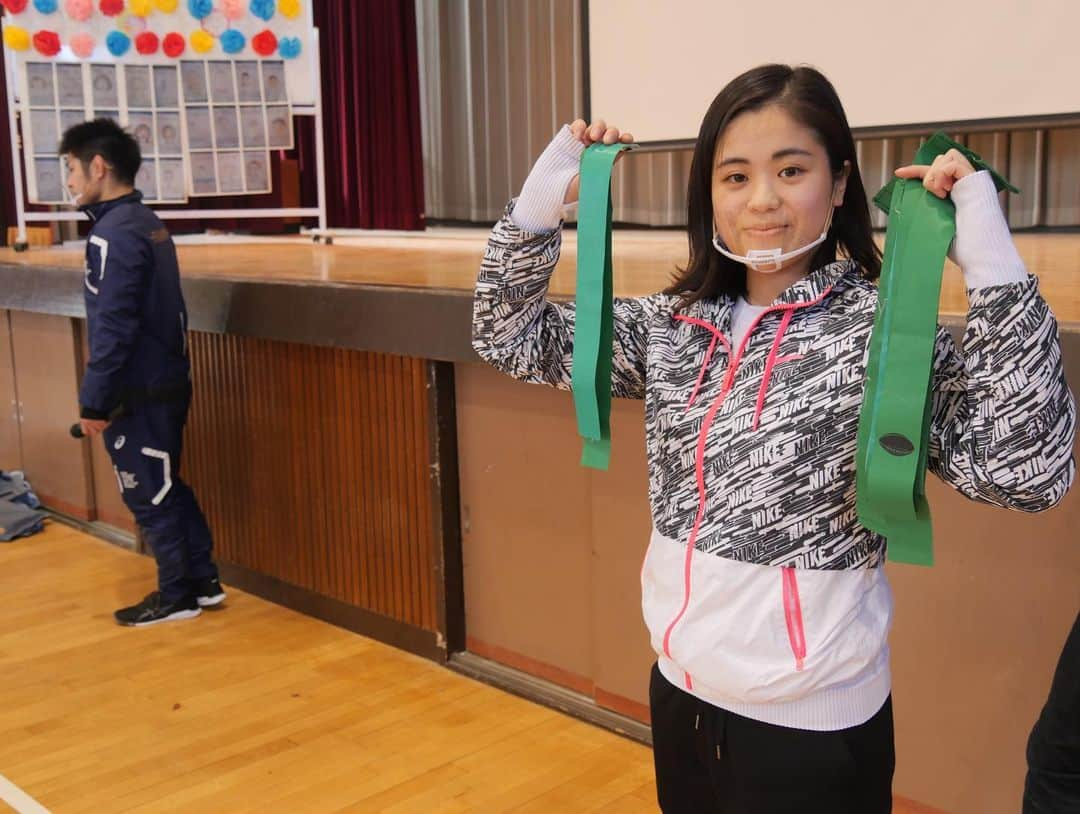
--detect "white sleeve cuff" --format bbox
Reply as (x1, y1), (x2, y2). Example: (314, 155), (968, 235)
(509, 125), (586, 233)
(950, 170), (1028, 289)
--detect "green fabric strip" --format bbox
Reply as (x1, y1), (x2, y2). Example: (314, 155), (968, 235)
(856, 132), (1018, 565)
(572, 142), (632, 470)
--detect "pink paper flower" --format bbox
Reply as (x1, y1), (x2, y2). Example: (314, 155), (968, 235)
(64, 0), (92, 20)
(70, 31), (95, 57)
(221, 0), (244, 20)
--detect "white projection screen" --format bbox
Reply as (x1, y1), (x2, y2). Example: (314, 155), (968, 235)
(587, 0), (1080, 143)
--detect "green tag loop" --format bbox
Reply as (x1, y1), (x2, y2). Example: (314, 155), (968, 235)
(856, 132), (1019, 565)
(572, 142), (632, 470)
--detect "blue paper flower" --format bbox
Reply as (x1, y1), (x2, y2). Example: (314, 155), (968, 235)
(278, 36), (300, 59)
(106, 30), (131, 56)
(249, 0), (274, 21)
(32, 0), (59, 13)
(220, 28), (245, 54)
(188, 0), (212, 19)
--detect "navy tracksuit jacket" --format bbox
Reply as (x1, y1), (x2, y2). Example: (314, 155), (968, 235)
(80, 192), (218, 603)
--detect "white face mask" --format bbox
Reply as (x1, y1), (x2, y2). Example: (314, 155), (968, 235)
(712, 185), (838, 272)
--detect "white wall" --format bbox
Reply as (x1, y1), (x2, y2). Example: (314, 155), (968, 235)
(588, 0), (1080, 142)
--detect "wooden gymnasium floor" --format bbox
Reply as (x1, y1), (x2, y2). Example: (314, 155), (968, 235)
(0, 523), (656, 814)
(0, 230), (1076, 324)
(1, 523), (947, 814)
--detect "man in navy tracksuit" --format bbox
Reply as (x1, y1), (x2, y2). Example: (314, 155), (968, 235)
(62, 119), (225, 626)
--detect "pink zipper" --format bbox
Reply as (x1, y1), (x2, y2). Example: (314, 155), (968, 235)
(664, 290), (831, 689)
(782, 567), (807, 672)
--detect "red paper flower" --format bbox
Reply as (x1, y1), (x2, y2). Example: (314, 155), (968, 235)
(99, 0), (123, 16)
(32, 29), (61, 56)
(1, 0), (29, 13)
(162, 31), (185, 57)
(134, 31), (158, 54)
(252, 28), (277, 56)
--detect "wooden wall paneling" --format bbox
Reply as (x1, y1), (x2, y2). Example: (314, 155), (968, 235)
(0, 311), (23, 473)
(430, 360), (465, 652)
(181, 331), (445, 651)
(9, 312), (93, 519)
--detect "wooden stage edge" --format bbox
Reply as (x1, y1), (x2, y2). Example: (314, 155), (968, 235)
(0, 229), (1076, 324)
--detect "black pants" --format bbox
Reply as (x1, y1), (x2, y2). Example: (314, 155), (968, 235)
(649, 663), (895, 813)
(1024, 610), (1080, 814)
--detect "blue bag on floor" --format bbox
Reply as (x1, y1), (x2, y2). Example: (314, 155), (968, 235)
(0, 499), (45, 541)
(0, 470), (42, 510)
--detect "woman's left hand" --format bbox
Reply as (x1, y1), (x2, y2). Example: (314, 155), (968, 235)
(894, 148), (977, 199)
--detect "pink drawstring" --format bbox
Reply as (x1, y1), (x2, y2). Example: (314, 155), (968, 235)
(782, 567), (807, 671)
(753, 309), (797, 431)
(686, 336), (719, 411)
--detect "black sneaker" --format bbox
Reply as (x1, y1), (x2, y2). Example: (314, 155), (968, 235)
(114, 592), (201, 627)
(192, 576), (227, 608)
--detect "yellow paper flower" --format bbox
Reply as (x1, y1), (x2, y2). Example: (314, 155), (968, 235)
(153, 0), (177, 11)
(279, 0), (301, 18)
(190, 29), (214, 53)
(3, 26), (31, 52)
(129, 0), (152, 15)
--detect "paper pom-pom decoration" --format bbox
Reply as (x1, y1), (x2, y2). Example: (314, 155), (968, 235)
(33, 0), (59, 13)
(121, 14), (148, 34)
(1, 0), (29, 12)
(186, 0), (210, 17)
(200, 9), (228, 34)
(69, 31), (95, 56)
(134, 31), (157, 53)
(190, 29), (214, 52)
(251, 28), (276, 55)
(64, 0), (92, 20)
(278, 36), (300, 59)
(278, 0), (298, 17)
(105, 29), (130, 55)
(221, 0), (243, 19)
(162, 30), (184, 56)
(249, 0), (273, 21)
(32, 30), (62, 55)
(3, 26), (31, 50)
(128, 0), (150, 14)
(99, 0), (123, 16)
(220, 28), (244, 53)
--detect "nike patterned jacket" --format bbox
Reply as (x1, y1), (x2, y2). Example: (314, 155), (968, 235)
(472, 200), (1076, 731)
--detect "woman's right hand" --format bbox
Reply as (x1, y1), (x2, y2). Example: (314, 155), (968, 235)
(563, 119), (634, 204)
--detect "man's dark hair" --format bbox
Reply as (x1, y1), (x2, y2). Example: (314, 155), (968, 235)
(58, 118), (141, 185)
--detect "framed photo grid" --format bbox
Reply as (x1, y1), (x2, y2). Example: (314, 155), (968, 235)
(20, 59), (294, 204)
(183, 59), (291, 197)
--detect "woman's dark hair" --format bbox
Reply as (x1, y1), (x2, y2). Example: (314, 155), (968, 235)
(667, 64), (881, 306)
(58, 118), (141, 185)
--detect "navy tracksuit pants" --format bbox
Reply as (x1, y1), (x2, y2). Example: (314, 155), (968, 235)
(102, 395), (218, 604)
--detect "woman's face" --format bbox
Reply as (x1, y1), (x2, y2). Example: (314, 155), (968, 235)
(711, 104), (848, 279)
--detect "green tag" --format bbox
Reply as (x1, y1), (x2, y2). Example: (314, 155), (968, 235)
(572, 142), (632, 470)
(856, 132), (1018, 565)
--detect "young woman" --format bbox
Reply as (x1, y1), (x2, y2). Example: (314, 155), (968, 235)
(472, 64), (1076, 813)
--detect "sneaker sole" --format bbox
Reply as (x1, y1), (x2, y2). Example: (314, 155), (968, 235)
(117, 607), (202, 627)
(197, 592), (226, 607)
